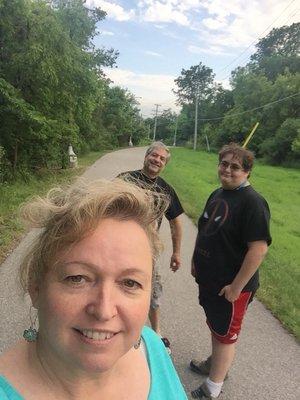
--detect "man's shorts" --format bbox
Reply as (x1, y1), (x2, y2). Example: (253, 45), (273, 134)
(199, 287), (254, 344)
(150, 269), (163, 310)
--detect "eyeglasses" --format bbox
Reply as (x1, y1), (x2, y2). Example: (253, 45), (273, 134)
(219, 160), (243, 171)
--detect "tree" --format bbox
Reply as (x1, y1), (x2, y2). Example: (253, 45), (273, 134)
(251, 23), (300, 62)
(246, 23), (300, 81)
(100, 86), (144, 147)
(155, 109), (177, 144)
(259, 118), (300, 164)
(176, 106), (194, 144)
(173, 62), (215, 105)
(0, 0), (119, 174)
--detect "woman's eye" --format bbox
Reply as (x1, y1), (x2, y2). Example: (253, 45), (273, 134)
(123, 279), (142, 290)
(65, 275), (86, 285)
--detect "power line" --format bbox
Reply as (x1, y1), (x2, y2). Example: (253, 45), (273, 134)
(198, 92), (300, 121)
(216, 0), (298, 78)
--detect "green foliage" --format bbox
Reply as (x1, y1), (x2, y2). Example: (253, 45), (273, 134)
(167, 23), (300, 165)
(175, 104), (194, 144)
(154, 109), (177, 144)
(173, 62), (215, 105)
(0, 146), (12, 182)
(260, 118), (300, 165)
(251, 23), (300, 62)
(162, 147), (300, 339)
(99, 86), (146, 147)
(0, 0), (143, 179)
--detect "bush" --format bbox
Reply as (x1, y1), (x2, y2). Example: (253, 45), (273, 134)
(0, 146), (13, 183)
(260, 118), (300, 164)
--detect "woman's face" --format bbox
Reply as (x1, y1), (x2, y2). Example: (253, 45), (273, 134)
(31, 218), (152, 374)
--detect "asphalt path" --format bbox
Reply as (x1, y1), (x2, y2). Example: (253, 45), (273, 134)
(1, 147), (299, 399)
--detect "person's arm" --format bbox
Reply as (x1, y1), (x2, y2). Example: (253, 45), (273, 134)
(219, 240), (268, 302)
(169, 215), (182, 272)
(191, 258), (196, 278)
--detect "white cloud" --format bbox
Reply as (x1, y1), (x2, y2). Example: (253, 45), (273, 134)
(138, 1), (299, 52)
(144, 50), (163, 57)
(142, 1), (189, 25)
(103, 68), (180, 116)
(137, 0), (196, 25)
(197, 0), (299, 49)
(86, 1), (135, 21)
(188, 44), (233, 56)
(202, 17), (226, 30)
(99, 30), (115, 36)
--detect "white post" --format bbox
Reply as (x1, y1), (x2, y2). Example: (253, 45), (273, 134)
(68, 145), (77, 168)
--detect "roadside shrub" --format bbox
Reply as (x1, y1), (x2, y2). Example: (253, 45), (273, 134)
(0, 146), (13, 183)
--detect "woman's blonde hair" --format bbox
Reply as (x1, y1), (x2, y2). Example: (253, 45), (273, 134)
(20, 178), (169, 293)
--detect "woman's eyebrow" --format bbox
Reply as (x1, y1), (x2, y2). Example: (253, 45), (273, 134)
(56, 261), (99, 272)
(57, 262), (149, 277)
(120, 268), (149, 277)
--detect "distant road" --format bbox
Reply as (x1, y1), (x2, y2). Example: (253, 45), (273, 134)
(1, 147), (299, 399)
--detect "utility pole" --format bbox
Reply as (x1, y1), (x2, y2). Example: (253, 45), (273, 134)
(193, 92), (199, 151)
(153, 104), (161, 141)
(173, 115), (178, 146)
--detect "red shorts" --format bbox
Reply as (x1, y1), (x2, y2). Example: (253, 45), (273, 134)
(199, 287), (254, 344)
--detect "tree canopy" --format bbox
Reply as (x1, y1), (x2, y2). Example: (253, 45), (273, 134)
(173, 62), (215, 105)
(0, 0), (148, 180)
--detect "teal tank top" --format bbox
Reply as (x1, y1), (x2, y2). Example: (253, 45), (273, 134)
(0, 326), (187, 399)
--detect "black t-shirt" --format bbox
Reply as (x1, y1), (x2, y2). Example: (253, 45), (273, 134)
(118, 170), (184, 227)
(193, 185), (272, 294)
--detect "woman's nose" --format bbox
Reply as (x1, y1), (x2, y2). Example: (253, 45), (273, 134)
(86, 285), (118, 321)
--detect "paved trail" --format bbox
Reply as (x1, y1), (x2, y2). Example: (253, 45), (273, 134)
(1, 147), (299, 399)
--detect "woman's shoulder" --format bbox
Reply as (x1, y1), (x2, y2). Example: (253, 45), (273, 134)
(141, 326), (169, 356)
(141, 326), (160, 342)
(0, 343), (29, 399)
(141, 327), (188, 400)
(0, 375), (24, 400)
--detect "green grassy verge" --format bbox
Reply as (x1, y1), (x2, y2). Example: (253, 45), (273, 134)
(0, 151), (105, 263)
(162, 147), (300, 340)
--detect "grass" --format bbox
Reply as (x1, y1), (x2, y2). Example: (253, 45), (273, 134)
(162, 147), (300, 340)
(0, 151), (105, 263)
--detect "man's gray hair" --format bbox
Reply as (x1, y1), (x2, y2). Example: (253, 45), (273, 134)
(145, 141), (171, 163)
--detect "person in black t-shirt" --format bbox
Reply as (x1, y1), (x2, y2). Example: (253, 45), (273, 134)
(119, 142), (184, 352)
(190, 143), (271, 400)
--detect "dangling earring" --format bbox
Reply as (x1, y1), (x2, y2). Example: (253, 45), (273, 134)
(23, 306), (38, 342)
(134, 337), (141, 349)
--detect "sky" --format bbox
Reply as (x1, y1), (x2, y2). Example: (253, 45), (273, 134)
(86, 0), (299, 117)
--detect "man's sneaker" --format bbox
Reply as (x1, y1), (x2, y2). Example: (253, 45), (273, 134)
(191, 381), (222, 399)
(190, 356), (228, 380)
